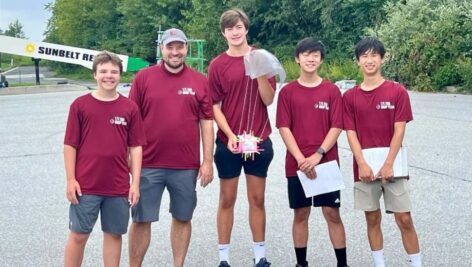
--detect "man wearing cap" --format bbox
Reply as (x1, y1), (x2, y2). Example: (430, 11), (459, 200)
(128, 28), (214, 267)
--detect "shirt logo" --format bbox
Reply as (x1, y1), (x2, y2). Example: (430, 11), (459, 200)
(314, 101), (329, 110)
(177, 87), (195, 95)
(110, 116), (127, 126)
(376, 101), (395, 110)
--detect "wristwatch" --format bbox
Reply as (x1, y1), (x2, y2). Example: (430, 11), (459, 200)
(316, 147), (326, 157)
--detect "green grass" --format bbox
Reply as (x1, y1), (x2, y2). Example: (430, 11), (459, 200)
(59, 70), (135, 83)
(8, 82), (37, 87)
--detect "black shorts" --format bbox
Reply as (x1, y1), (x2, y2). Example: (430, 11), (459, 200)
(214, 137), (274, 179)
(287, 176), (341, 209)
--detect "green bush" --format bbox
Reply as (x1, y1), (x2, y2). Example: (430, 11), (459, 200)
(282, 60), (299, 82)
(273, 45), (294, 64)
(458, 59), (472, 93)
(412, 73), (433, 92)
(319, 58), (361, 82)
(368, 0), (472, 92)
(282, 58), (361, 84)
(431, 62), (462, 90)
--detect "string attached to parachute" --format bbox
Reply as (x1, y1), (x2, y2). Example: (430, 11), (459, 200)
(233, 49), (285, 161)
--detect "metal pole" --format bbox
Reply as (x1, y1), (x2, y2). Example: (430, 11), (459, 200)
(32, 58), (41, 85)
(156, 25), (162, 63)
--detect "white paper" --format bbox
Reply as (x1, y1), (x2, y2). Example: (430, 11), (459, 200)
(361, 147), (408, 178)
(297, 160), (345, 198)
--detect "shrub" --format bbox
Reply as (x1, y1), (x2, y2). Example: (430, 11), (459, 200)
(281, 58), (361, 84)
(412, 73), (433, 92)
(282, 60), (299, 82)
(431, 62), (462, 90)
(319, 58), (361, 83)
(458, 59), (472, 93)
(368, 0), (472, 91)
(273, 45), (294, 63)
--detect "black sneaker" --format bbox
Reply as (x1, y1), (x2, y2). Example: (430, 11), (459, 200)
(218, 261), (231, 267)
(295, 261), (308, 267)
(254, 257), (271, 267)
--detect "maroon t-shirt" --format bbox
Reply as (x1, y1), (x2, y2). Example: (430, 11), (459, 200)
(129, 64), (213, 169)
(208, 52), (276, 144)
(276, 80), (343, 177)
(343, 80), (413, 181)
(64, 93), (146, 197)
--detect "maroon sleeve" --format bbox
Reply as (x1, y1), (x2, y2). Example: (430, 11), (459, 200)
(342, 89), (356, 131)
(394, 84), (413, 123)
(208, 59), (224, 104)
(198, 80), (214, 120)
(128, 105), (147, 147)
(64, 100), (81, 147)
(128, 71), (142, 109)
(330, 85), (343, 129)
(275, 87), (291, 129)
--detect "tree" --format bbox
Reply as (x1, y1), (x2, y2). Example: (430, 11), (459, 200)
(182, 0), (236, 62)
(241, 0), (397, 61)
(118, 0), (191, 62)
(368, 0), (472, 91)
(46, 0), (123, 49)
(4, 20), (25, 38)
(45, 0), (127, 72)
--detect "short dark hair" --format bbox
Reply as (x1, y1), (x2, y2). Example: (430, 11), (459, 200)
(354, 37), (385, 60)
(294, 38), (325, 60)
(220, 8), (249, 33)
(92, 51), (123, 74)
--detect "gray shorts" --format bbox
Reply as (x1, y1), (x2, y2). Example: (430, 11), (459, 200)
(132, 168), (198, 222)
(354, 179), (412, 213)
(69, 195), (129, 235)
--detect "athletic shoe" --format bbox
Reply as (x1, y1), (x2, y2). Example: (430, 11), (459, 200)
(254, 257), (271, 267)
(218, 261), (231, 267)
(296, 261), (308, 267)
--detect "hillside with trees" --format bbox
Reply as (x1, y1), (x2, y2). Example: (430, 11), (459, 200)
(35, 0), (472, 92)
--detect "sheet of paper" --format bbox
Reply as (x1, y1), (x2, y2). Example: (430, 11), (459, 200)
(297, 160), (345, 198)
(361, 147), (408, 178)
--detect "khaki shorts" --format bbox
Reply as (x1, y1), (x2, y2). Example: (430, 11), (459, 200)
(354, 179), (411, 213)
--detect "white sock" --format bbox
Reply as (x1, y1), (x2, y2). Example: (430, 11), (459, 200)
(372, 249), (385, 267)
(253, 241), (266, 263)
(218, 244), (230, 262)
(409, 252), (422, 267)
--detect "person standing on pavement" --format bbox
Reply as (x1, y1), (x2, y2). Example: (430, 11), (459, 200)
(276, 37), (349, 267)
(208, 8), (276, 267)
(128, 28), (214, 267)
(343, 37), (422, 267)
(63, 51), (146, 267)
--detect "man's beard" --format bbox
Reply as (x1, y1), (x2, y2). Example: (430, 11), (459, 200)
(163, 58), (185, 69)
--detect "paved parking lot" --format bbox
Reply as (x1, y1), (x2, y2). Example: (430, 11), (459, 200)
(0, 87), (471, 266)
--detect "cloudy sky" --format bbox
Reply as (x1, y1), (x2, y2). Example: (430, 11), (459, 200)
(0, 0), (53, 41)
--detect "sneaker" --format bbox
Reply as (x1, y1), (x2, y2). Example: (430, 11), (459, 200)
(254, 257), (271, 267)
(218, 261), (231, 267)
(295, 261), (308, 267)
